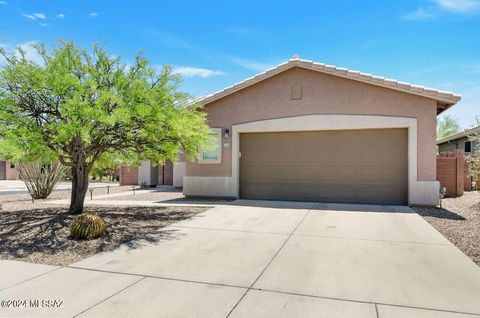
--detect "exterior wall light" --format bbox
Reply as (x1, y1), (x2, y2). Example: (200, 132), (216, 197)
(224, 128), (230, 139)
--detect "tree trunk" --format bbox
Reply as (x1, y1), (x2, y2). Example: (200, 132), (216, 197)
(69, 160), (90, 214)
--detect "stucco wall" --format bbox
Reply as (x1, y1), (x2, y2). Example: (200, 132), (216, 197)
(119, 166), (138, 186)
(187, 67), (438, 181)
(5, 161), (19, 180)
(438, 137), (476, 153)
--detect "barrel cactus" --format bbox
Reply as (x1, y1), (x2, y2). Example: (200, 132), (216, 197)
(70, 212), (106, 239)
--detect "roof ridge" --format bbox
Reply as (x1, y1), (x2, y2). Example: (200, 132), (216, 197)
(197, 57), (462, 108)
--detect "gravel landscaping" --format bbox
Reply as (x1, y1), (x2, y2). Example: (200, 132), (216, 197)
(0, 184), (134, 205)
(114, 188), (235, 204)
(413, 191), (480, 266)
(0, 203), (209, 266)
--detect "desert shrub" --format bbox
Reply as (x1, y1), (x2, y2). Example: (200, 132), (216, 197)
(70, 213), (106, 240)
(17, 162), (67, 199)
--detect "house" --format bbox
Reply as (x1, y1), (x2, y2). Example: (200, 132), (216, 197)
(437, 127), (478, 153)
(0, 160), (20, 180)
(140, 56), (461, 206)
(120, 159), (182, 187)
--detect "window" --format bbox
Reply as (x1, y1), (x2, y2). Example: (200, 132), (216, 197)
(198, 128), (222, 164)
(465, 141), (472, 153)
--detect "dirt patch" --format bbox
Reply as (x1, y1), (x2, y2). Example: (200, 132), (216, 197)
(413, 191), (480, 266)
(0, 205), (209, 266)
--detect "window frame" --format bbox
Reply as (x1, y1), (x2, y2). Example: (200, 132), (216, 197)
(198, 128), (222, 164)
(465, 140), (472, 153)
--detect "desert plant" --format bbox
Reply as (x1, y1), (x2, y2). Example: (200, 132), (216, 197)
(0, 41), (211, 214)
(466, 122), (480, 187)
(17, 161), (67, 199)
(70, 212), (106, 239)
(437, 115), (461, 139)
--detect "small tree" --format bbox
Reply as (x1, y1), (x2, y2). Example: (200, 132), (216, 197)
(466, 119), (480, 187)
(437, 115), (461, 139)
(0, 41), (211, 214)
(90, 152), (123, 182)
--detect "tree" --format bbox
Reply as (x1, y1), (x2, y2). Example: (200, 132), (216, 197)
(90, 152), (123, 182)
(466, 118), (480, 186)
(0, 41), (211, 214)
(437, 115), (461, 139)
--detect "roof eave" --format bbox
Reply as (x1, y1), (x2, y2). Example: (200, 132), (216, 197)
(196, 58), (462, 107)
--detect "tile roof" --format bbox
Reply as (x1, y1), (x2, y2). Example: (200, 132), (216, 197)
(436, 126), (480, 144)
(196, 56), (461, 112)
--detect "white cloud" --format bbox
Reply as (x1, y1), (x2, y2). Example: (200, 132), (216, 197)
(404, 0), (480, 20)
(89, 12), (100, 18)
(228, 56), (274, 72)
(0, 41), (43, 66)
(0, 1), (8, 5)
(403, 7), (437, 20)
(21, 12), (46, 21)
(16, 42), (44, 65)
(174, 66), (224, 78)
(434, 0), (480, 13)
(57, 13), (65, 19)
(33, 13), (46, 20)
(21, 13), (36, 20)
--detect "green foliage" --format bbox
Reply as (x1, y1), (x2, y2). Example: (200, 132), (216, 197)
(466, 117), (480, 185)
(437, 115), (461, 139)
(0, 41), (210, 165)
(90, 152), (123, 181)
(70, 212), (107, 239)
(0, 40), (211, 213)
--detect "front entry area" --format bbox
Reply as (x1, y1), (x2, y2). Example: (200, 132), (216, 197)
(239, 128), (408, 205)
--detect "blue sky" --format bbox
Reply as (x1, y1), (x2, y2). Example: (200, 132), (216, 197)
(0, 0), (479, 128)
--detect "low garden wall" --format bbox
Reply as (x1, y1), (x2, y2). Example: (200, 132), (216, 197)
(119, 166), (138, 186)
(437, 150), (470, 197)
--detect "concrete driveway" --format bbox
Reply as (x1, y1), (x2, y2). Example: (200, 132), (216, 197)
(2, 201), (480, 317)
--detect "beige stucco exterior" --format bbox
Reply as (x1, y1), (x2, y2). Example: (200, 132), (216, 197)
(185, 66), (450, 205)
(184, 67), (442, 205)
(438, 137), (476, 153)
(0, 161), (20, 180)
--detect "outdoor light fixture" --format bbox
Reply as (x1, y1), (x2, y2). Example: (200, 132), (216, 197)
(224, 128), (230, 139)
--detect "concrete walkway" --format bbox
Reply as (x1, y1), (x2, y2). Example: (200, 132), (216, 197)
(43, 188), (226, 207)
(0, 180), (119, 196)
(2, 201), (480, 317)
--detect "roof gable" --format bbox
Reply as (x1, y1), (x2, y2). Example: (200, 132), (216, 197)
(198, 57), (461, 114)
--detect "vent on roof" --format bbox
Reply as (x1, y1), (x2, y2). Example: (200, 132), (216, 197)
(291, 84), (302, 100)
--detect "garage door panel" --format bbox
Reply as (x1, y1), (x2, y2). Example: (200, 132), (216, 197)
(240, 129), (408, 205)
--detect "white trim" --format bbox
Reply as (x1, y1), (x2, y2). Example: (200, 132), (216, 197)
(173, 162), (186, 187)
(197, 128), (222, 164)
(184, 114), (440, 206)
(230, 114), (438, 206)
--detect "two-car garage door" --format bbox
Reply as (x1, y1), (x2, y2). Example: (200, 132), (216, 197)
(239, 128), (408, 205)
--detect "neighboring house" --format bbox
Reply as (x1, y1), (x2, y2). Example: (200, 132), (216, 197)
(120, 159), (182, 187)
(437, 127), (478, 153)
(0, 160), (20, 180)
(141, 56), (461, 206)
